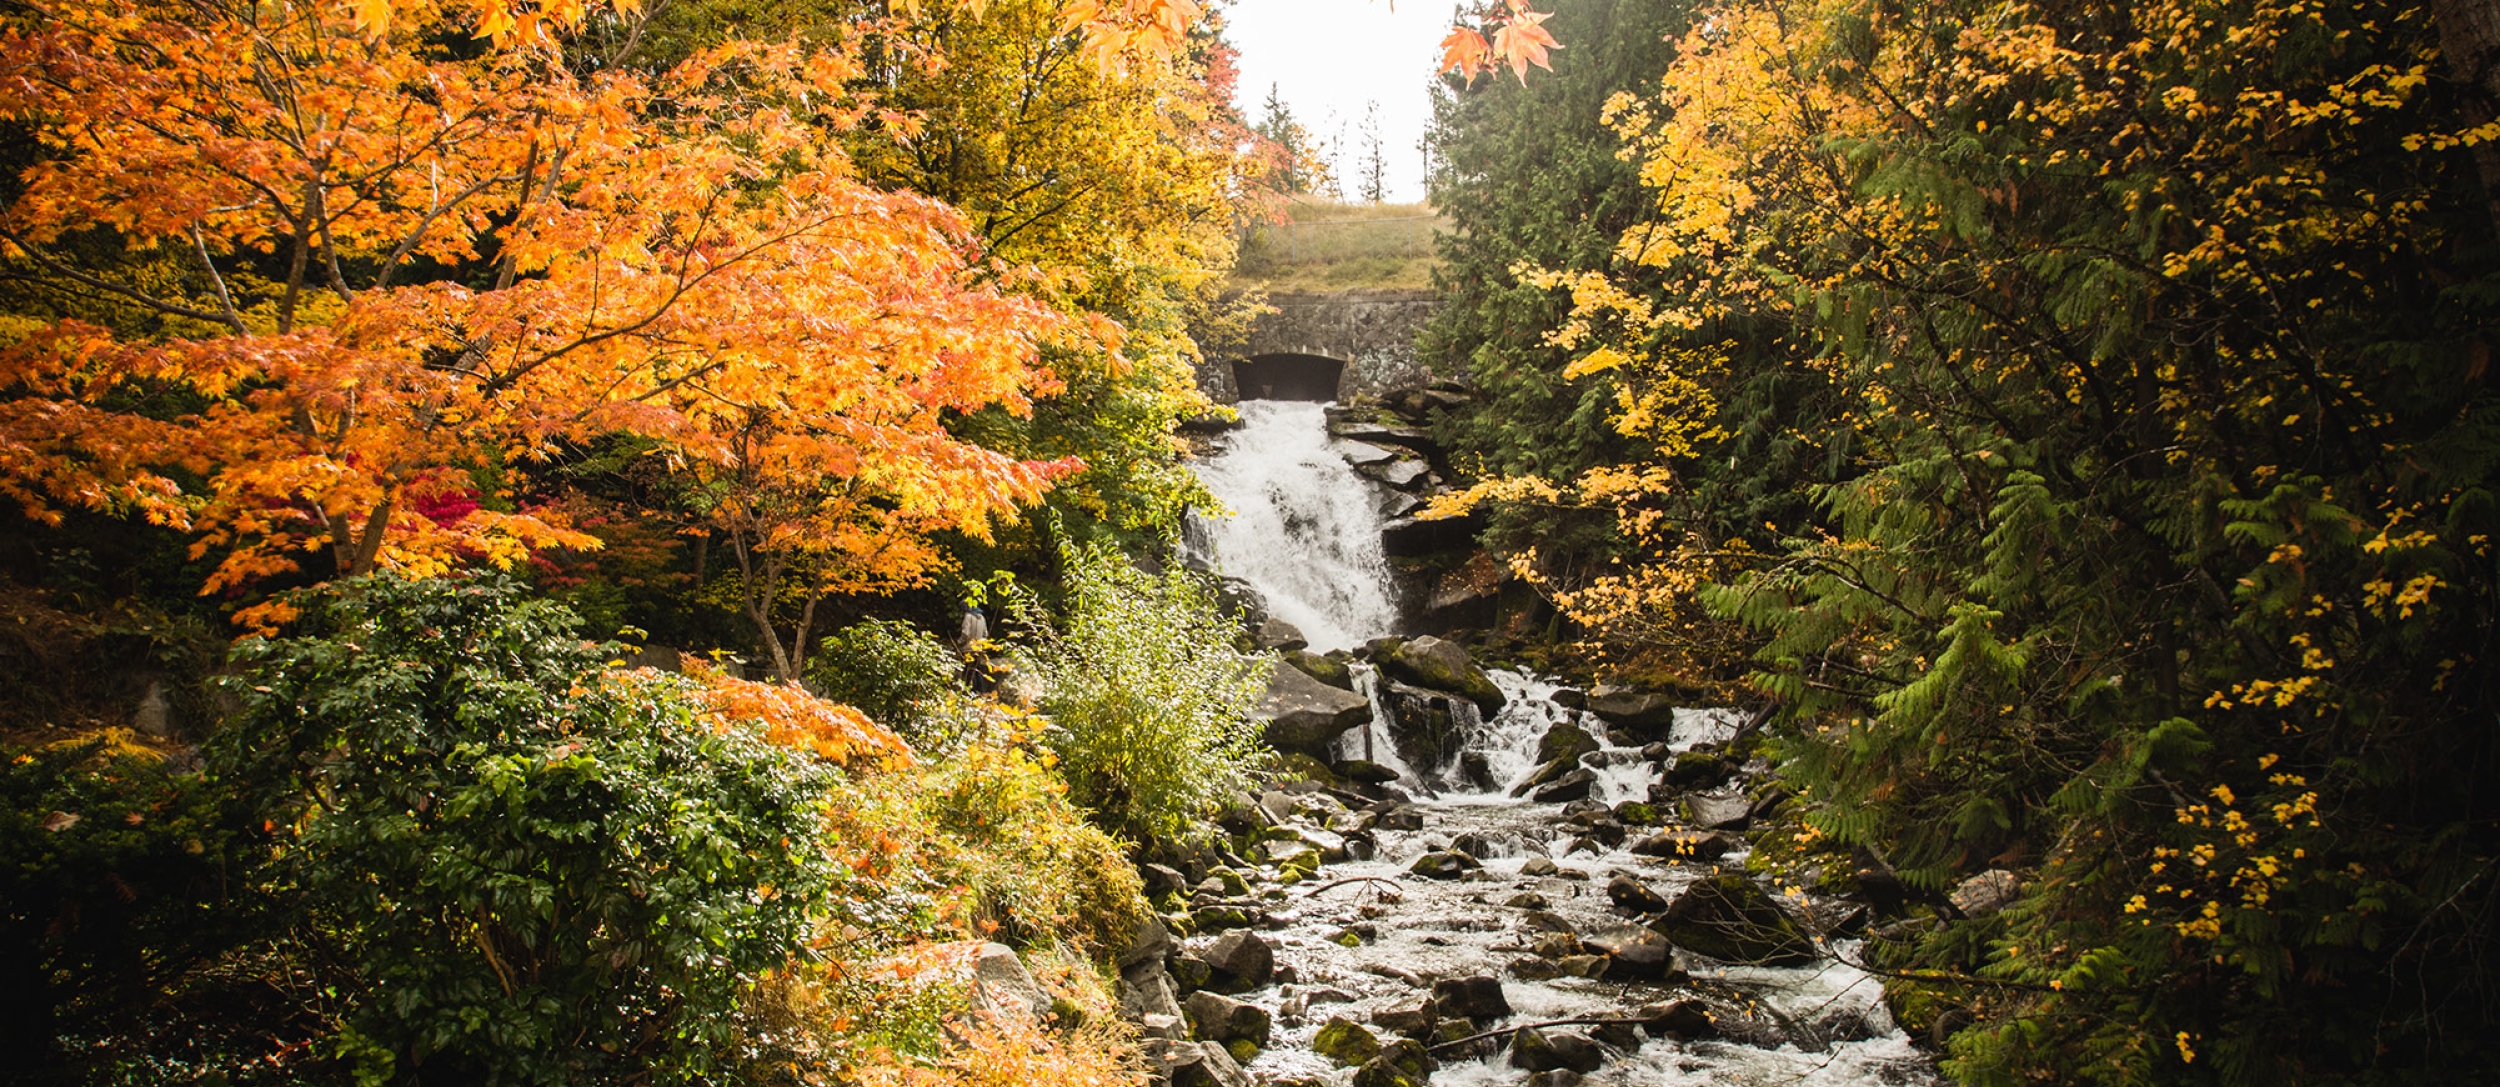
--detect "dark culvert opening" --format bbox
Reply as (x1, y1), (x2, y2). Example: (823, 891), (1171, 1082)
(1233, 353), (1345, 402)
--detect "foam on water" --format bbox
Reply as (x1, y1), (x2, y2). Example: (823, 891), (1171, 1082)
(1185, 400), (1400, 651)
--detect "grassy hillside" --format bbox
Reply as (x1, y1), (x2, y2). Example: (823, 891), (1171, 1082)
(1231, 198), (1446, 293)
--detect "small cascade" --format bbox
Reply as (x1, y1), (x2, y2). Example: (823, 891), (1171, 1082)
(1185, 401), (1400, 651)
(1335, 664), (1417, 782)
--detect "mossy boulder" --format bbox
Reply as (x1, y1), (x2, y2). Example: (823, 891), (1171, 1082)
(1314, 1016), (1383, 1066)
(1535, 722), (1599, 765)
(1285, 649), (1356, 690)
(1375, 635), (1505, 714)
(1651, 873), (1816, 966)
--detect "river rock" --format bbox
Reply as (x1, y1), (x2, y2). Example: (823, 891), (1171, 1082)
(1628, 829), (1734, 862)
(1951, 869), (2023, 918)
(1530, 931), (1581, 957)
(1381, 682), (1465, 777)
(1120, 914), (1174, 969)
(1409, 850), (1479, 880)
(1652, 873), (1816, 966)
(1583, 685), (1678, 731)
(1260, 660), (1372, 756)
(1357, 456), (1433, 490)
(1529, 769), (1596, 803)
(1122, 960), (1185, 1021)
(1580, 924), (1684, 982)
(1638, 998), (1718, 1038)
(1314, 1016), (1383, 1066)
(1613, 800), (1666, 827)
(1662, 748), (1735, 789)
(1259, 839), (1322, 873)
(1329, 759), (1399, 786)
(1185, 990), (1273, 1047)
(1169, 952), (1213, 992)
(1511, 757), (1576, 796)
(1682, 790), (1754, 830)
(1374, 635), (1505, 714)
(1536, 722), (1600, 765)
(1525, 1073), (1585, 1087)
(1371, 998), (1439, 1036)
(1519, 855), (1560, 877)
(1254, 615), (1309, 652)
(1606, 874), (1670, 912)
(1141, 863), (1189, 900)
(1203, 930), (1276, 990)
(1505, 891), (1550, 910)
(1449, 831), (1503, 859)
(1284, 648), (1356, 690)
(1431, 975), (1513, 1022)
(1511, 1026), (1605, 1074)
(1166, 1040), (1255, 1087)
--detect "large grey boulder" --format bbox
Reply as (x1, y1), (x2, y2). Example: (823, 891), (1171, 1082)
(1202, 929), (1276, 990)
(1375, 635), (1505, 714)
(970, 943), (1051, 1021)
(1258, 659), (1371, 756)
(1252, 615), (1308, 652)
(1511, 1026), (1605, 1074)
(1584, 685), (1677, 731)
(1284, 648), (1356, 690)
(1184, 990), (1273, 1046)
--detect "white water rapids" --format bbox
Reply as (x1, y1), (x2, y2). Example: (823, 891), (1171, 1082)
(1182, 400), (1940, 1086)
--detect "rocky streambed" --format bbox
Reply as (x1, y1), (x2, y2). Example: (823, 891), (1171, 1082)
(1117, 667), (1944, 1087)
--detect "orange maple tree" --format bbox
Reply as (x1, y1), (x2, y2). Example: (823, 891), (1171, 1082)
(0, 0), (1076, 631)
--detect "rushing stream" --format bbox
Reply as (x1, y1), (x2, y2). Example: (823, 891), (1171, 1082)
(1179, 400), (1941, 1086)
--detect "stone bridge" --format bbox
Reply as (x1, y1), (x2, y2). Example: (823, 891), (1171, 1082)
(1195, 289), (1439, 404)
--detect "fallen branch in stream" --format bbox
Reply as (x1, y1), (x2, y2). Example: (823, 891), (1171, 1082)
(1425, 1016), (1656, 1052)
(1299, 876), (1403, 898)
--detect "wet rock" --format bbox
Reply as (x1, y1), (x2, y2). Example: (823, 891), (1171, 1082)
(1254, 615), (1309, 652)
(1530, 931), (1581, 958)
(1335, 759), (1403, 785)
(1376, 806), (1427, 831)
(1529, 769), (1596, 804)
(1653, 873), (1817, 966)
(1431, 975), (1513, 1022)
(1510, 757), (1577, 795)
(1555, 954), (1609, 978)
(1358, 456), (1433, 490)
(1519, 910), (1576, 934)
(1584, 685), (1679, 731)
(1297, 827), (1351, 862)
(1193, 905), (1254, 932)
(1284, 648), (1356, 690)
(1259, 660), (1372, 756)
(1525, 1073), (1585, 1087)
(1662, 749), (1735, 789)
(1511, 1026), (1605, 1074)
(1550, 687), (1588, 710)
(1519, 855), (1560, 877)
(1627, 829), (1734, 863)
(1409, 850), (1479, 880)
(1682, 790), (1754, 830)
(1370, 999), (1439, 1036)
(1375, 635), (1506, 714)
(1951, 869), (2023, 918)
(1606, 873), (1670, 912)
(1352, 1037), (1435, 1087)
(1509, 957), (1564, 980)
(1535, 722), (1600, 765)
(1382, 683), (1465, 777)
(1314, 1016), (1383, 1066)
(1504, 891), (1550, 910)
(1591, 1020), (1644, 1051)
(1259, 839), (1322, 873)
(1580, 924), (1683, 982)
(1449, 831), (1503, 859)
(1458, 751), (1497, 790)
(1203, 930), (1276, 990)
(1613, 800), (1666, 826)
(1638, 998), (1718, 1038)
(1184, 990), (1273, 1047)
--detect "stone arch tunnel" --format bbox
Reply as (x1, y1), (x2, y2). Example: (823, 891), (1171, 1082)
(1231, 353), (1346, 402)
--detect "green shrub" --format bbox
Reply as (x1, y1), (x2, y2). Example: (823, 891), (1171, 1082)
(211, 575), (844, 1086)
(805, 619), (963, 748)
(1009, 546), (1267, 846)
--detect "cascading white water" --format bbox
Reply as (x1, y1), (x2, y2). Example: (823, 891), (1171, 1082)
(1184, 401), (1400, 651)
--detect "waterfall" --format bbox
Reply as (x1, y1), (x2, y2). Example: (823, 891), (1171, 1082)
(1184, 401), (1399, 652)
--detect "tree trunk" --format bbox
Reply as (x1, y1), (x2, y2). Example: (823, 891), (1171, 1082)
(2434, 0), (2500, 239)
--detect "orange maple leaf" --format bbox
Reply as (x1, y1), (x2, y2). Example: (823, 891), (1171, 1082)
(1439, 27), (1492, 79)
(1492, 8), (1561, 83)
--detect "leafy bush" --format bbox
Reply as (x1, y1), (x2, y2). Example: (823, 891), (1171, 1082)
(1009, 546), (1267, 846)
(806, 619), (965, 748)
(916, 740), (1148, 952)
(210, 575), (845, 1086)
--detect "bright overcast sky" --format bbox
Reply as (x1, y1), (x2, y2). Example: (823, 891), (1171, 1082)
(1222, 0), (1463, 204)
